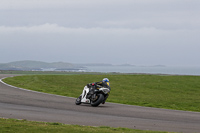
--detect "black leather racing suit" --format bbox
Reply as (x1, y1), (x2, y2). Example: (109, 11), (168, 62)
(87, 81), (110, 103)
(95, 81), (110, 104)
(95, 81), (111, 90)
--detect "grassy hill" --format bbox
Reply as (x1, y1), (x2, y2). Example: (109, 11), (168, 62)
(0, 60), (79, 71)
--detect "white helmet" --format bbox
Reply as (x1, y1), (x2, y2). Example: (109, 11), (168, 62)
(102, 78), (109, 82)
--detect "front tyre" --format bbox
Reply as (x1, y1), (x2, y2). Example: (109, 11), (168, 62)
(91, 94), (104, 107)
(75, 96), (82, 105)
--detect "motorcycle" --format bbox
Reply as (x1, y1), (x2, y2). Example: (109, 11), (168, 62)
(75, 83), (110, 107)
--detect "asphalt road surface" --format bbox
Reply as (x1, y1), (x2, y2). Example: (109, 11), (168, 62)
(0, 74), (200, 133)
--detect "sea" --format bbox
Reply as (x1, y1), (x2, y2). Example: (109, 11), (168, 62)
(82, 66), (200, 76)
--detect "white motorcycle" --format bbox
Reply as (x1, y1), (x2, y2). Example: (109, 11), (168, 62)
(75, 84), (110, 107)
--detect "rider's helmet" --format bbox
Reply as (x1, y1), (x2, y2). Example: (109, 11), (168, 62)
(102, 78), (109, 82)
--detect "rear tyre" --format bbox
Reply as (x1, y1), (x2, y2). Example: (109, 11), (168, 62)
(91, 94), (104, 107)
(75, 96), (82, 105)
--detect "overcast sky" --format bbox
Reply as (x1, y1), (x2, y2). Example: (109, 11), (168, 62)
(0, 0), (199, 66)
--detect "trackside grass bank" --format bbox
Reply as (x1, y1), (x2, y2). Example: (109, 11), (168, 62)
(3, 74), (200, 112)
(0, 118), (172, 133)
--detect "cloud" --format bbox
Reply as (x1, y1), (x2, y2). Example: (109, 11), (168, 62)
(1, 0), (199, 31)
(1, 0), (199, 11)
(0, 0), (132, 10)
(1, 23), (199, 51)
(0, 23), (193, 33)
(0, 23), (199, 65)
(0, 23), (199, 39)
(0, 0), (200, 65)
(0, 23), (152, 34)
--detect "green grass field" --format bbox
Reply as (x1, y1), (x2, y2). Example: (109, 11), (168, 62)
(0, 118), (172, 133)
(3, 74), (200, 112)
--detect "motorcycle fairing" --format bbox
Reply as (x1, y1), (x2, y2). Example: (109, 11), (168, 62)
(81, 86), (90, 103)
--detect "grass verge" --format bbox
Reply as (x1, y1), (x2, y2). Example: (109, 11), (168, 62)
(3, 74), (200, 112)
(0, 118), (172, 133)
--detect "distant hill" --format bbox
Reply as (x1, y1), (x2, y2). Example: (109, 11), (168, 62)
(77, 63), (113, 66)
(0, 60), (79, 71)
(0, 60), (166, 71)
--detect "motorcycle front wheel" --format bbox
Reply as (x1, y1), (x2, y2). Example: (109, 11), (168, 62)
(91, 94), (104, 107)
(75, 95), (82, 105)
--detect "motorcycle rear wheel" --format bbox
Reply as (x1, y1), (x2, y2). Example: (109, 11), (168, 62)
(91, 94), (104, 107)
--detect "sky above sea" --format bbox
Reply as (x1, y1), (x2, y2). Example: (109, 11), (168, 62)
(0, 0), (200, 66)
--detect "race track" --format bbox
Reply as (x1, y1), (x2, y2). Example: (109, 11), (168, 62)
(0, 74), (200, 133)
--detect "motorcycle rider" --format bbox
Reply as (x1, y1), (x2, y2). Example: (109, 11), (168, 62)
(87, 78), (110, 104)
